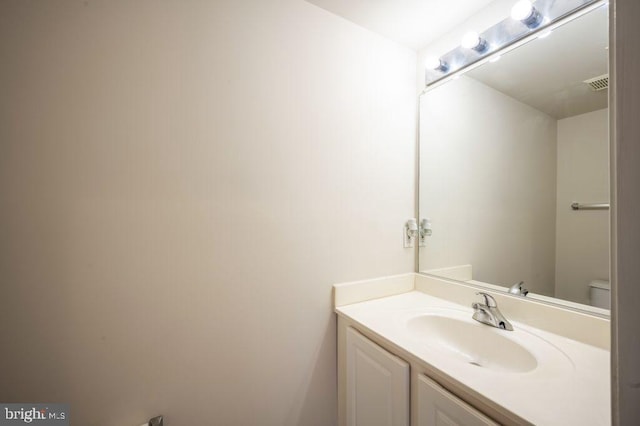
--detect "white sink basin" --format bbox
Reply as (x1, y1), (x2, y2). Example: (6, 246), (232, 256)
(405, 313), (538, 373)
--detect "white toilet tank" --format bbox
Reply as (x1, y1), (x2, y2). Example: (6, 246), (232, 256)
(589, 280), (610, 309)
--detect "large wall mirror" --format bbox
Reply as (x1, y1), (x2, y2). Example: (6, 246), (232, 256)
(419, 3), (609, 313)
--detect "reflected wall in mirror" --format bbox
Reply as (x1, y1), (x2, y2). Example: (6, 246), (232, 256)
(418, 4), (609, 312)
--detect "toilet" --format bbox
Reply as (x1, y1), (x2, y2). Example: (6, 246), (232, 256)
(589, 280), (610, 309)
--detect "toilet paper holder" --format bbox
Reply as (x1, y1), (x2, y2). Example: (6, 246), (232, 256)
(148, 415), (163, 426)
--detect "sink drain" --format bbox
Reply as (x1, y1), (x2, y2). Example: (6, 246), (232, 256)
(468, 360), (483, 367)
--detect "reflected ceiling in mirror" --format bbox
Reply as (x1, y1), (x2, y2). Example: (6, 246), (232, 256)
(467, 6), (608, 119)
(418, 3), (609, 315)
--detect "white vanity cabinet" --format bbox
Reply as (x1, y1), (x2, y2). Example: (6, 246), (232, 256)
(417, 375), (498, 426)
(345, 327), (410, 426)
(343, 325), (499, 426)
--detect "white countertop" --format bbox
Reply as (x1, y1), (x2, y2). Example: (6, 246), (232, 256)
(337, 290), (610, 426)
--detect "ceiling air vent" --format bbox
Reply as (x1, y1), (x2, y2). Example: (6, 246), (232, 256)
(583, 74), (609, 91)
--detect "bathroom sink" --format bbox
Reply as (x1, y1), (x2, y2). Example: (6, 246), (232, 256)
(405, 313), (538, 373)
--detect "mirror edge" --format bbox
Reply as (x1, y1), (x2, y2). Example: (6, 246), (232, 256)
(418, 272), (610, 318)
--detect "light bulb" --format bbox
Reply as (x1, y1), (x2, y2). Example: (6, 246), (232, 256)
(461, 32), (480, 49)
(461, 31), (488, 52)
(511, 0), (534, 21)
(425, 56), (441, 70)
(511, 0), (543, 28)
(425, 56), (449, 72)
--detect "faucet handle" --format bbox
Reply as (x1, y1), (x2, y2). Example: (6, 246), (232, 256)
(476, 292), (497, 308)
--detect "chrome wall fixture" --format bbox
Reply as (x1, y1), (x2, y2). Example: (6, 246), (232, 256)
(571, 202), (610, 210)
(424, 0), (604, 88)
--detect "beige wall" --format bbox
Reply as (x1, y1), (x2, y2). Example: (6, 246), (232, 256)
(611, 0), (640, 423)
(0, 1), (416, 425)
(555, 108), (609, 305)
(419, 76), (557, 296)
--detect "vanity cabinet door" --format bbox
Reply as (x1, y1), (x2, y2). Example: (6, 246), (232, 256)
(417, 375), (498, 426)
(346, 327), (409, 426)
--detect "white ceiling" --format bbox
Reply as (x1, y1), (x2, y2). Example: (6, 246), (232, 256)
(305, 0), (497, 50)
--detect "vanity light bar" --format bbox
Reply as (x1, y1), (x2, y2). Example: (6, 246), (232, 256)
(424, 0), (603, 88)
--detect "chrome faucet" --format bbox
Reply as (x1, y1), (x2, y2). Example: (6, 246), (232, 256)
(508, 281), (529, 296)
(472, 292), (513, 331)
